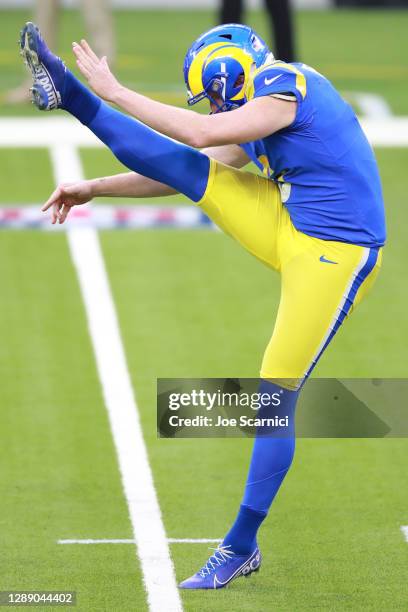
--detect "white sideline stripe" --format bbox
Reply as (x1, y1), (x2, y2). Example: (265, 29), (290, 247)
(58, 538), (221, 545)
(2, 116), (408, 147)
(401, 526), (408, 542)
(49, 144), (182, 612)
(169, 538), (221, 544)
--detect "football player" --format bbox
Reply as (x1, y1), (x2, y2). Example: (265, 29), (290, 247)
(20, 22), (385, 589)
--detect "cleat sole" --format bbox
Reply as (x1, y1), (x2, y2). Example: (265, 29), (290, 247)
(20, 23), (40, 74)
(19, 22), (62, 111)
(31, 85), (47, 111)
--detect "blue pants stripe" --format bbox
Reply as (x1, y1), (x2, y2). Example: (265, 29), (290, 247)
(303, 246), (379, 382)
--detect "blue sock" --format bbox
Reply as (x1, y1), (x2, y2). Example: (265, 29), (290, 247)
(61, 70), (210, 201)
(62, 70), (101, 126)
(223, 380), (298, 555)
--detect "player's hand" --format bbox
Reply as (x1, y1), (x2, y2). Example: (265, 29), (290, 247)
(42, 181), (93, 224)
(72, 39), (120, 102)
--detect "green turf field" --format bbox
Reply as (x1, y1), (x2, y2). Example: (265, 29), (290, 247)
(0, 8), (407, 612)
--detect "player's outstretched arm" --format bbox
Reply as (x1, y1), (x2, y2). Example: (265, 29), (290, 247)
(42, 144), (249, 224)
(41, 174), (177, 225)
(72, 40), (296, 148)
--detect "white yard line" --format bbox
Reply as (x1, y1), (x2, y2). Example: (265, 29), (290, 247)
(2, 116), (408, 147)
(58, 538), (221, 545)
(49, 143), (182, 612)
(58, 539), (139, 545)
(345, 92), (392, 118)
(401, 526), (408, 542)
(168, 538), (221, 544)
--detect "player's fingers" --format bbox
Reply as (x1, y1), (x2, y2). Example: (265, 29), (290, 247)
(101, 56), (110, 70)
(75, 39), (92, 61)
(76, 59), (91, 80)
(59, 204), (71, 224)
(42, 186), (61, 211)
(72, 42), (85, 61)
(73, 42), (97, 70)
(51, 202), (62, 225)
(73, 44), (95, 72)
(80, 39), (100, 63)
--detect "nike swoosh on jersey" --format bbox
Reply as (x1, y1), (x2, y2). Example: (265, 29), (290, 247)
(319, 255), (338, 264)
(264, 74), (283, 86)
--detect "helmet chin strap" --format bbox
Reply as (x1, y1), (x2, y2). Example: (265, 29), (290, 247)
(208, 99), (240, 114)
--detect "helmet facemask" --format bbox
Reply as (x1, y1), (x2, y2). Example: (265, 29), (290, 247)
(184, 26), (271, 114)
(188, 54), (249, 113)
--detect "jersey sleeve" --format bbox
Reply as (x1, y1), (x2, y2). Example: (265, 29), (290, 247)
(247, 63), (312, 129)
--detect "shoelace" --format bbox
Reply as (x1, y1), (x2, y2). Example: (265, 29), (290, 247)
(199, 545), (235, 577)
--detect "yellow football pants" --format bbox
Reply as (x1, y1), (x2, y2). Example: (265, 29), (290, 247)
(198, 159), (382, 389)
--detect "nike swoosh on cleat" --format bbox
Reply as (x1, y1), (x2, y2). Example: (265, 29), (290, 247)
(319, 255), (338, 264)
(264, 74), (283, 86)
(213, 552), (261, 588)
(213, 570), (241, 589)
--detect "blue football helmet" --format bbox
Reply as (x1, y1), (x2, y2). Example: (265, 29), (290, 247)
(183, 24), (272, 113)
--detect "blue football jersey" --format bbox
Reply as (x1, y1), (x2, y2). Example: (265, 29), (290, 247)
(241, 62), (386, 247)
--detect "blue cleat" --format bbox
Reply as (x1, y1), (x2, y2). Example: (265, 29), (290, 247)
(19, 22), (66, 111)
(178, 544), (261, 590)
